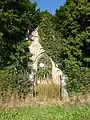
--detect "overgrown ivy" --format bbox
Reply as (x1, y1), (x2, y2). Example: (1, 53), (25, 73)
(38, 1), (90, 93)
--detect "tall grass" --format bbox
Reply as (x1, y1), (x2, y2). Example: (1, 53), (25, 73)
(35, 78), (60, 100)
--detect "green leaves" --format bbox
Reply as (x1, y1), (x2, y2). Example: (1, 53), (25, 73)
(54, 0), (90, 92)
(38, 0), (90, 93)
(0, 0), (40, 71)
(0, 0), (41, 100)
(38, 11), (62, 65)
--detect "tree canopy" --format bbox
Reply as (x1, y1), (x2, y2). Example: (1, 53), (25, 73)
(38, 0), (90, 92)
(0, 0), (41, 72)
(0, 0), (41, 100)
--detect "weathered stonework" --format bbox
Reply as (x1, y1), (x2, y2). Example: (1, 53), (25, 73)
(29, 28), (62, 83)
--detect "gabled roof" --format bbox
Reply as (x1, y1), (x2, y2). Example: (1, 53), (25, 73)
(28, 27), (38, 41)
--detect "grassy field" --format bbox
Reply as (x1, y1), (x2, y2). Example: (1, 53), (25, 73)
(0, 104), (90, 120)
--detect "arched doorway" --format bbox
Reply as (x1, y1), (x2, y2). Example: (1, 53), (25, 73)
(36, 54), (52, 80)
(34, 54), (60, 99)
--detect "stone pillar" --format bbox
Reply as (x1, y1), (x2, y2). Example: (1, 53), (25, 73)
(60, 74), (69, 102)
(29, 71), (36, 97)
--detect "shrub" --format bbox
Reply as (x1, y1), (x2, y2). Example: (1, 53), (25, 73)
(0, 70), (31, 103)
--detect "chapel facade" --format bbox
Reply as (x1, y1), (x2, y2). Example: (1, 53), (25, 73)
(28, 28), (62, 84)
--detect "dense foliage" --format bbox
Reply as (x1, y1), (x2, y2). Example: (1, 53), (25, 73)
(0, 0), (40, 71)
(38, 11), (61, 64)
(38, 0), (90, 93)
(0, 0), (41, 101)
(0, 0), (90, 101)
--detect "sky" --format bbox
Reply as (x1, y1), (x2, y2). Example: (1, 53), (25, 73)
(33, 0), (66, 14)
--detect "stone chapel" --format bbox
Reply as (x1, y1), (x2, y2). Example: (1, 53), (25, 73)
(28, 28), (62, 84)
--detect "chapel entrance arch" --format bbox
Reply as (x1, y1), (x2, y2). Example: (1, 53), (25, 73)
(35, 53), (52, 81)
